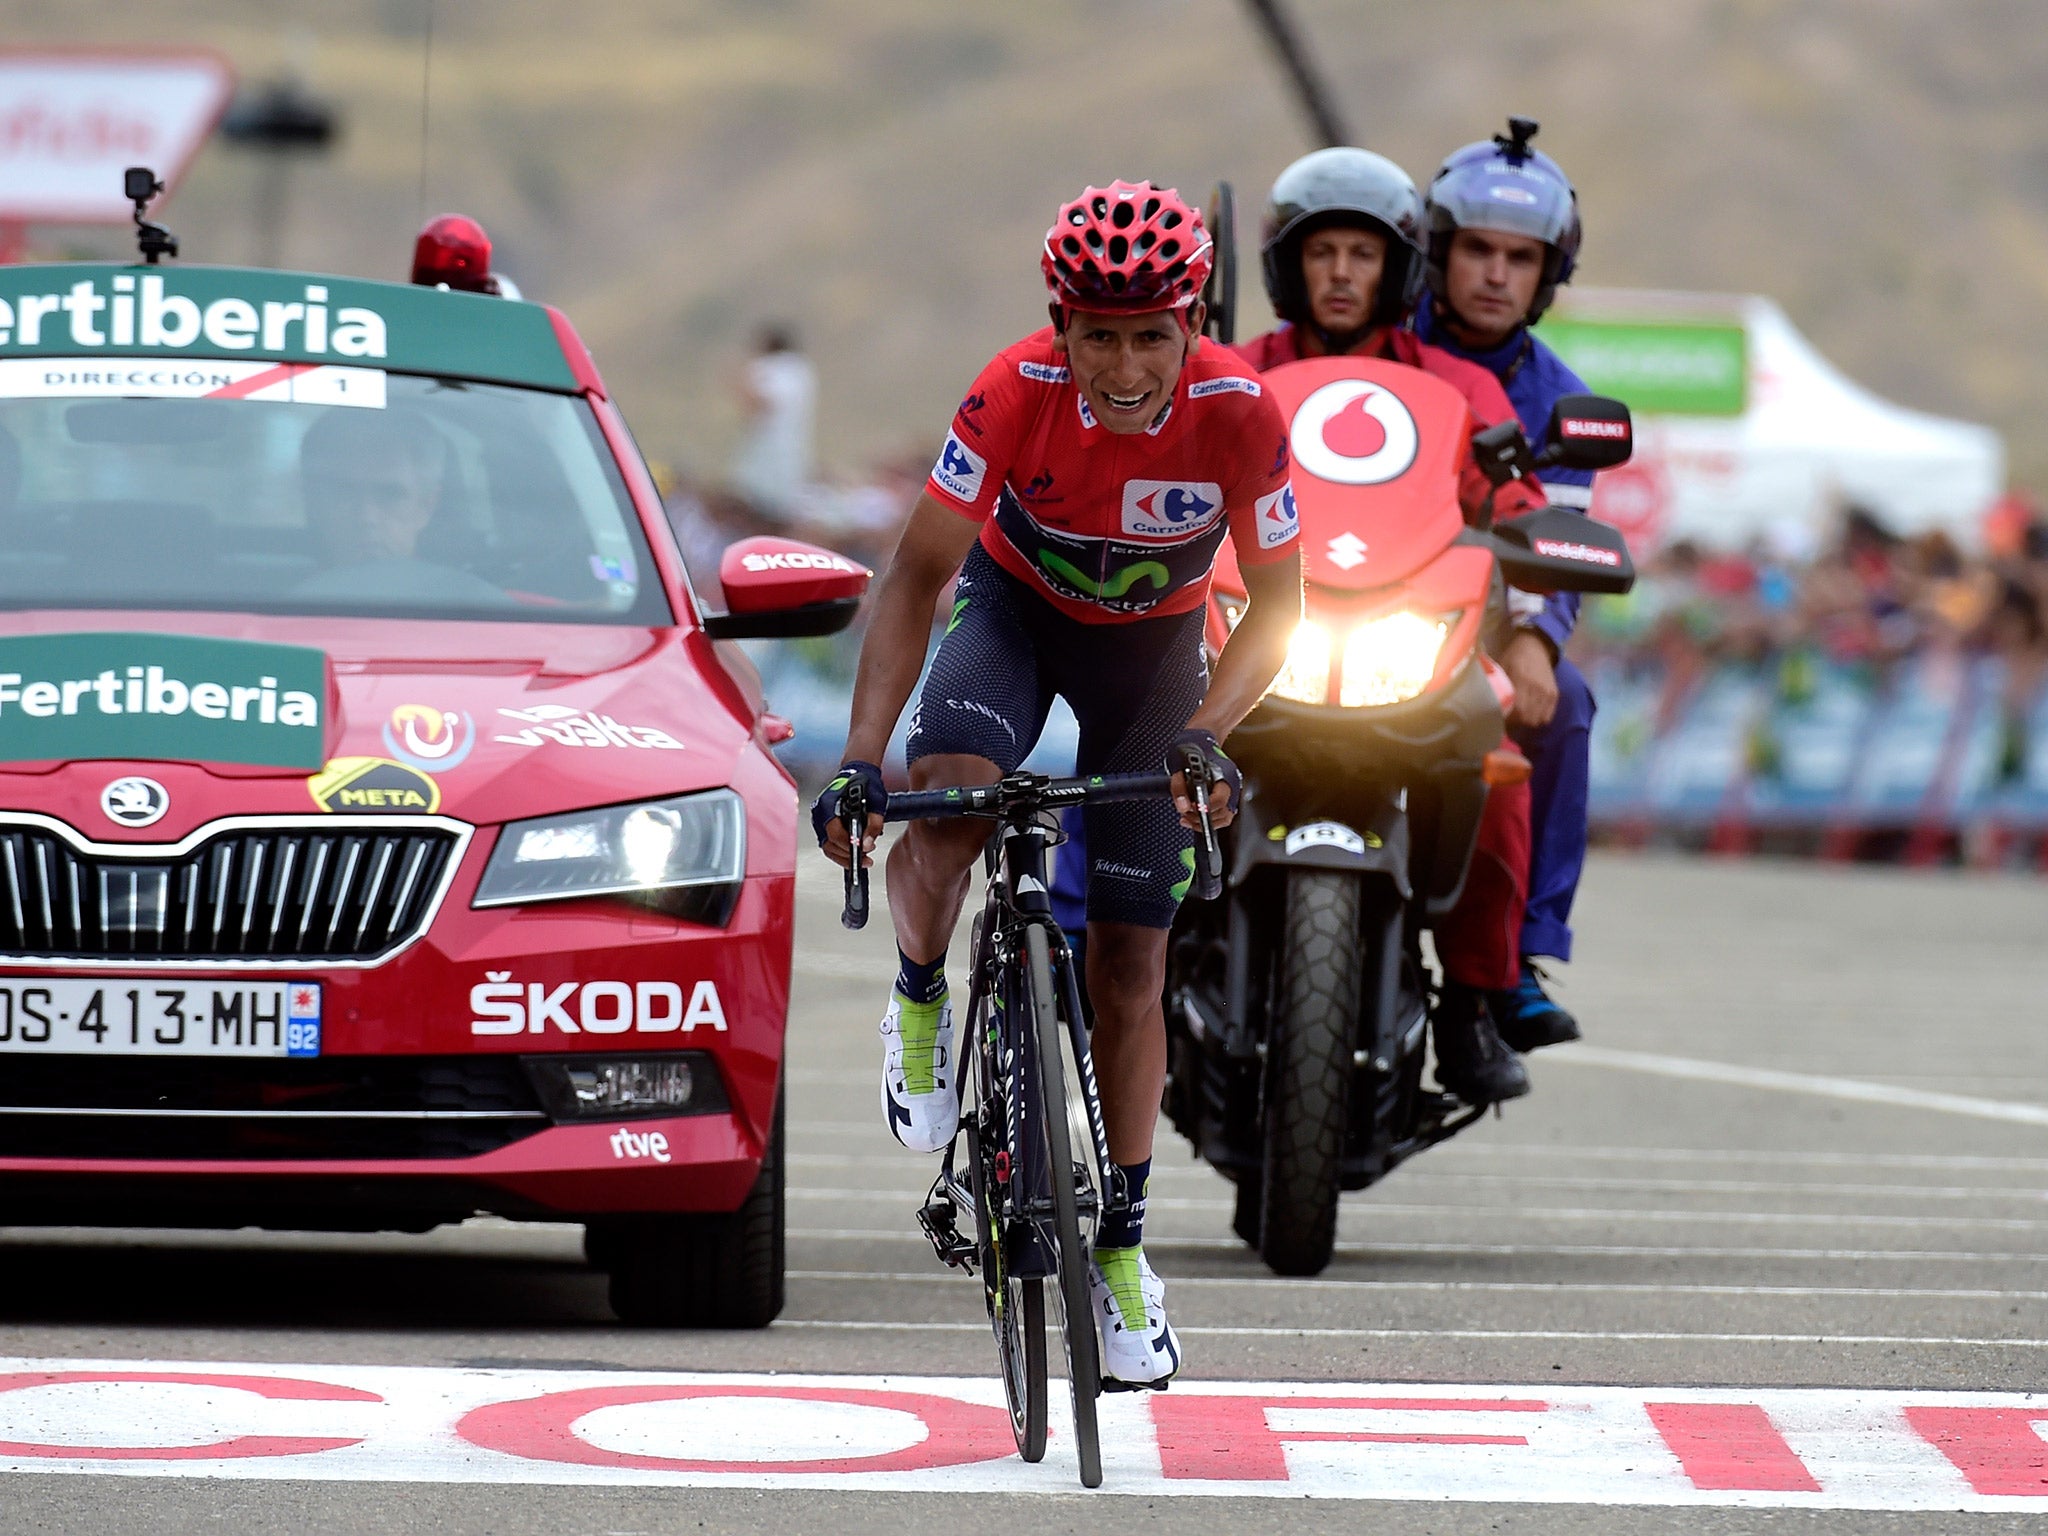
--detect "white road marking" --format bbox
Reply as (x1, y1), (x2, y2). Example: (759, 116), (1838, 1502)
(778, 1320), (2048, 1347)
(2, 1358), (2042, 1508)
(784, 1271), (2048, 1302)
(1552, 1044), (2048, 1126)
(786, 1227), (2048, 1262)
(786, 1186), (2048, 1231)
(781, 1156), (2048, 1203)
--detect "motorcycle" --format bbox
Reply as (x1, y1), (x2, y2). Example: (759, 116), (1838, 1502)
(1162, 354), (1636, 1275)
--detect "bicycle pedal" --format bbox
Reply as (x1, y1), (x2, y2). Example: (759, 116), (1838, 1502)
(1100, 1375), (1171, 1394)
(916, 1181), (978, 1273)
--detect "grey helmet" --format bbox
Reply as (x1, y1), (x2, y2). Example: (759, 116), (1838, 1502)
(1260, 147), (1426, 331)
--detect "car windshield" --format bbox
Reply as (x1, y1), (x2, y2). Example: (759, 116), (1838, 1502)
(0, 363), (670, 625)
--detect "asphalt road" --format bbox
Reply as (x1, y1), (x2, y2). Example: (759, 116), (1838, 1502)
(3, 851), (2045, 1532)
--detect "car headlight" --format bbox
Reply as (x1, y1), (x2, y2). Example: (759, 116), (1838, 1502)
(1266, 620), (1334, 704)
(522, 1052), (729, 1122)
(1340, 612), (1451, 707)
(475, 788), (745, 925)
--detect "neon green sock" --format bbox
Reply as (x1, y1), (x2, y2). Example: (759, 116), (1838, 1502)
(1093, 1244), (1147, 1331)
(892, 987), (947, 1094)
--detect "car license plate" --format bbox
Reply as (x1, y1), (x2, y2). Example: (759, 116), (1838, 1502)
(0, 979), (321, 1058)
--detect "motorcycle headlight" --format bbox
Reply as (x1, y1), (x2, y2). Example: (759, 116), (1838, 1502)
(475, 788), (746, 925)
(1340, 612), (1451, 707)
(1266, 620), (1334, 704)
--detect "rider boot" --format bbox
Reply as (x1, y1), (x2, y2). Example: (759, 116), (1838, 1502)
(1433, 982), (1531, 1105)
(1490, 959), (1582, 1053)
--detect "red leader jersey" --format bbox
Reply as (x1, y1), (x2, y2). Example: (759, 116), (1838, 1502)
(925, 328), (1299, 622)
(1233, 324), (1544, 523)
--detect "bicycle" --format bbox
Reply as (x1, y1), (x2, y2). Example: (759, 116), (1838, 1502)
(837, 753), (1220, 1489)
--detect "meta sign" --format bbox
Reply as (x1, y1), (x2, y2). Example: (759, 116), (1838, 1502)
(0, 1361), (2040, 1510)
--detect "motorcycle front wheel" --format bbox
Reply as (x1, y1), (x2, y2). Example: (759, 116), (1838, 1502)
(1253, 869), (1363, 1276)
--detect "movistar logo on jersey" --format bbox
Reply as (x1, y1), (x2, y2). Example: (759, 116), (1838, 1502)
(0, 264), (578, 391)
(932, 431), (987, 503)
(1121, 479), (1223, 541)
(1037, 550), (1170, 602)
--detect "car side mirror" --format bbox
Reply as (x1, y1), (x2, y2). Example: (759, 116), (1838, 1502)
(1535, 394), (1633, 472)
(701, 536), (871, 640)
(1486, 506), (1636, 596)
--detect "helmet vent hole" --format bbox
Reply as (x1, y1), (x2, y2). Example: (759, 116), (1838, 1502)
(1142, 197), (1160, 221)
(1067, 208), (1086, 227)
(1161, 210), (1182, 229)
(1107, 271), (1127, 293)
(1111, 201), (1135, 229)
(1134, 230), (1155, 254)
(1062, 235), (1082, 257)
(1084, 228), (1104, 254)
(1091, 196), (1109, 219)
(1108, 234), (1129, 264)
(1159, 238), (1179, 259)
(1163, 259), (1187, 282)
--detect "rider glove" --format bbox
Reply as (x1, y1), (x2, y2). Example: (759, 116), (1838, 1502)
(811, 760), (888, 848)
(1168, 728), (1242, 813)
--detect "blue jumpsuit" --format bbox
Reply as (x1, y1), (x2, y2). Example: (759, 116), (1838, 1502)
(1412, 302), (1596, 962)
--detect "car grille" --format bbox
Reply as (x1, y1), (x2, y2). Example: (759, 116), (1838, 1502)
(0, 824), (460, 963)
(0, 1055), (549, 1161)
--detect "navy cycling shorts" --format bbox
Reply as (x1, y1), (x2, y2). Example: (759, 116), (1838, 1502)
(906, 543), (1207, 929)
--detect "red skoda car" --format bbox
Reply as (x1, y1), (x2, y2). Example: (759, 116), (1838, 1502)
(0, 232), (864, 1326)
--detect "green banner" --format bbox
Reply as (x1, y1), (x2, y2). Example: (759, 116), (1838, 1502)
(0, 264), (578, 392)
(0, 632), (328, 768)
(1541, 315), (1748, 417)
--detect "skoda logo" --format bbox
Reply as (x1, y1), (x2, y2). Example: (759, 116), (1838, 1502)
(101, 776), (169, 829)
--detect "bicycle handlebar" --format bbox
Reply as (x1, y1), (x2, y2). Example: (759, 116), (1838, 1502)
(835, 765), (1223, 930)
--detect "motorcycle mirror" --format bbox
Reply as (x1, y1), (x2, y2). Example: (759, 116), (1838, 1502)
(1470, 419), (1535, 490)
(1534, 394), (1634, 472)
(1203, 180), (1236, 346)
(1487, 506), (1637, 596)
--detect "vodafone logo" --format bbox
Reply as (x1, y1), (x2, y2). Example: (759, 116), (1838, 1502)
(1290, 380), (1419, 487)
(1534, 537), (1622, 567)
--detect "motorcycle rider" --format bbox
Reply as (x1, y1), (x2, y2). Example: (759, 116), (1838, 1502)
(1413, 117), (1595, 1051)
(815, 181), (1302, 1385)
(1233, 146), (1547, 1104)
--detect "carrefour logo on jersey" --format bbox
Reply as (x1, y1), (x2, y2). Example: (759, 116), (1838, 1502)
(932, 432), (987, 503)
(1255, 484), (1300, 549)
(1120, 479), (1224, 541)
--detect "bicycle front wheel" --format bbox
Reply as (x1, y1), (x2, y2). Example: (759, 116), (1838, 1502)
(1024, 921), (1102, 1489)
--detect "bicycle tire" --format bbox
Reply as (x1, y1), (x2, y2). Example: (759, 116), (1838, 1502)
(1024, 922), (1102, 1489)
(971, 1108), (1048, 1459)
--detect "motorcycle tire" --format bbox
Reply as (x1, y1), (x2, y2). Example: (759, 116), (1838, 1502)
(1256, 870), (1362, 1277)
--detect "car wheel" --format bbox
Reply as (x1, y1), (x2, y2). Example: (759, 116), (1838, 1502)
(604, 1089), (786, 1328)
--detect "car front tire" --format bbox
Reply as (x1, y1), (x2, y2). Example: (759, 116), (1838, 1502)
(599, 1088), (786, 1328)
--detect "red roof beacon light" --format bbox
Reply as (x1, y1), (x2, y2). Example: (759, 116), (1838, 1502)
(411, 213), (498, 294)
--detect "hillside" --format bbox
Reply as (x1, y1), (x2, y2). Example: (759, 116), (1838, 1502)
(7, 0), (2045, 494)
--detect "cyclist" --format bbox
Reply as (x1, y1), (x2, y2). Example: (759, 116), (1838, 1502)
(1414, 117), (1595, 1052)
(1234, 145), (1546, 1103)
(815, 181), (1302, 1386)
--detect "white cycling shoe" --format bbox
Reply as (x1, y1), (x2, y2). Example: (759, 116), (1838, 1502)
(1090, 1245), (1182, 1386)
(879, 988), (957, 1154)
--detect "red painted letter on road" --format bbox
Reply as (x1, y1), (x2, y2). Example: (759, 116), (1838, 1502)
(0, 1371), (379, 1461)
(1151, 1394), (1545, 1482)
(458, 1383), (1015, 1475)
(1905, 1407), (2048, 1498)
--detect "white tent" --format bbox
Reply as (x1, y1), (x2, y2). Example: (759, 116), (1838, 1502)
(1548, 289), (2005, 555)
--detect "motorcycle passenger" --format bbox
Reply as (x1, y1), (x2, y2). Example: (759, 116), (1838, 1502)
(815, 181), (1302, 1385)
(1238, 145), (1545, 1105)
(1414, 117), (1595, 1051)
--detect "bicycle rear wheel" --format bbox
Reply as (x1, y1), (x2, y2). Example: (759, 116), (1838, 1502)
(1024, 922), (1102, 1489)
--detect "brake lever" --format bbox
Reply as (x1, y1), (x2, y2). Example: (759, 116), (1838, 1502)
(839, 780), (870, 931)
(1177, 745), (1224, 903)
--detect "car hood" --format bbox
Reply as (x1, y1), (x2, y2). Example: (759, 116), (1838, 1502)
(0, 612), (750, 843)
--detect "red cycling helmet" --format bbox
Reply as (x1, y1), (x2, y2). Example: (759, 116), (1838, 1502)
(1041, 180), (1213, 325)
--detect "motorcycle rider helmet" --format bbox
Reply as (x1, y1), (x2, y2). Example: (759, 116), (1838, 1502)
(1259, 147), (1427, 334)
(1424, 115), (1582, 324)
(1041, 180), (1214, 326)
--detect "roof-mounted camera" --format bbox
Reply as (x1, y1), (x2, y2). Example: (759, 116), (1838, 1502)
(124, 166), (179, 265)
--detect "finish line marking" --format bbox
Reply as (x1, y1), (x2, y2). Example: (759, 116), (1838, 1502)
(0, 1359), (2042, 1507)
(1549, 1045), (2048, 1127)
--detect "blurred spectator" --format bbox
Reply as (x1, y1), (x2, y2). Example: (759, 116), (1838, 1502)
(728, 322), (817, 523)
